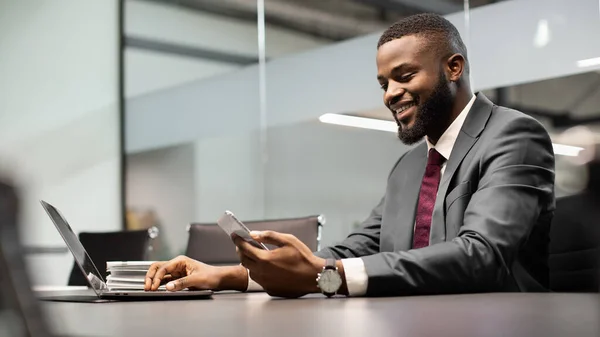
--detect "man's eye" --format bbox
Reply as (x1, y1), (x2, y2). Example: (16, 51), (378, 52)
(380, 83), (388, 91)
(400, 73), (414, 82)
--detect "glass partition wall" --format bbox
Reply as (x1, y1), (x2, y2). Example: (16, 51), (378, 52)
(125, 0), (600, 258)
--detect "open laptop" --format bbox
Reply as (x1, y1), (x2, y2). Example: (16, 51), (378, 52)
(39, 200), (212, 301)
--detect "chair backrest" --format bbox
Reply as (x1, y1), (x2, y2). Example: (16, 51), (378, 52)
(549, 193), (600, 292)
(185, 215), (324, 265)
(67, 227), (157, 286)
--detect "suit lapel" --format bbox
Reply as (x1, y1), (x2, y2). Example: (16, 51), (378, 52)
(392, 143), (427, 251)
(429, 93), (494, 244)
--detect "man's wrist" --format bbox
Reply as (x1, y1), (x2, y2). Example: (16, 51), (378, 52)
(311, 257), (348, 296)
(335, 260), (349, 296)
(215, 265), (248, 292)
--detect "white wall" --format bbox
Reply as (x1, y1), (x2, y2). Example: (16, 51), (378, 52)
(193, 131), (266, 225)
(0, 0), (120, 285)
(125, 49), (239, 98)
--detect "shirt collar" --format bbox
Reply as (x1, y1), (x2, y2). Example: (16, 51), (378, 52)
(426, 94), (476, 160)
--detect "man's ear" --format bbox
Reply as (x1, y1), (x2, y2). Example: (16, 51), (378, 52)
(446, 53), (466, 82)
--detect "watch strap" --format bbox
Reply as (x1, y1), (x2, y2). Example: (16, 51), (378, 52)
(325, 258), (336, 270)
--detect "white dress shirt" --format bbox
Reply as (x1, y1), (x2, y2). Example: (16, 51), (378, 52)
(248, 95), (477, 295)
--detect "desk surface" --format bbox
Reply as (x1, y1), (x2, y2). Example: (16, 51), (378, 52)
(40, 290), (599, 337)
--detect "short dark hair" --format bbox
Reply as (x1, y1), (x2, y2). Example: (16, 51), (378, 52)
(377, 13), (469, 73)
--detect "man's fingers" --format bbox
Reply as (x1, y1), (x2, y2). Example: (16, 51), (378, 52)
(235, 246), (245, 262)
(237, 247), (262, 274)
(151, 264), (169, 291)
(239, 254), (259, 272)
(150, 257), (184, 291)
(251, 230), (292, 247)
(166, 276), (190, 292)
(233, 235), (268, 261)
(159, 274), (174, 285)
(144, 262), (163, 291)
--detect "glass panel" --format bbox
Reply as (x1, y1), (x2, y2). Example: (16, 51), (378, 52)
(264, 0), (467, 60)
(468, 0), (600, 196)
(482, 73), (600, 196)
(262, 2), (469, 247)
(124, 0), (263, 259)
(125, 0), (600, 258)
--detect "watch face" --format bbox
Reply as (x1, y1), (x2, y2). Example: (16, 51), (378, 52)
(317, 269), (342, 293)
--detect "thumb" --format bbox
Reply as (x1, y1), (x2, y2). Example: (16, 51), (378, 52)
(166, 276), (191, 292)
(250, 230), (290, 247)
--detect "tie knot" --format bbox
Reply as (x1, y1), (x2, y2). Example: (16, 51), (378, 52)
(427, 148), (445, 166)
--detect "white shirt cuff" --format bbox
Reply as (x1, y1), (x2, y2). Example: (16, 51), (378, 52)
(245, 268), (264, 292)
(341, 258), (368, 296)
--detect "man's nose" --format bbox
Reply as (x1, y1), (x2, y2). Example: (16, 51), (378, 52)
(385, 82), (405, 107)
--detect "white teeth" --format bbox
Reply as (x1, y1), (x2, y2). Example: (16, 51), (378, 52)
(395, 102), (415, 113)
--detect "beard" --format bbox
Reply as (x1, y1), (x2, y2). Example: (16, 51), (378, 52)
(396, 71), (454, 145)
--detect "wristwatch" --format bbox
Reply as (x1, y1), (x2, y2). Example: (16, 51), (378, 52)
(316, 258), (342, 297)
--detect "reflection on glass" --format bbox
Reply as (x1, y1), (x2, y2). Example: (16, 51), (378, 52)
(262, 1), (473, 245)
(533, 19), (551, 48)
(124, 0), (265, 257)
(263, 0), (468, 60)
(478, 69), (600, 196)
(123, 0), (600, 256)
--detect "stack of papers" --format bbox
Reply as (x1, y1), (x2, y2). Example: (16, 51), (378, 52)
(106, 261), (165, 291)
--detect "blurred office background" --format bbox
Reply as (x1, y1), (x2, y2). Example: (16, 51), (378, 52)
(1, 0), (599, 285)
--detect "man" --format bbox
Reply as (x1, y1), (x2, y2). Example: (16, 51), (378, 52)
(145, 13), (555, 297)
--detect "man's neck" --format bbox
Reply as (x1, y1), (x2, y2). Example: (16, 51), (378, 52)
(427, 89), (474, 145)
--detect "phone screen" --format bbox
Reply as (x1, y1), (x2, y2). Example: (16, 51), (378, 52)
(217, 211), (269, 250)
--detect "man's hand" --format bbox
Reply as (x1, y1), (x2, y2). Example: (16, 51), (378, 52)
(144, 255), (248, 292)
(233, 231), (336, 298)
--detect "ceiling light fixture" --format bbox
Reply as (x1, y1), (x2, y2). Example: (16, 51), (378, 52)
(577, 57), (600, 68)
(319, 113), (584, 157)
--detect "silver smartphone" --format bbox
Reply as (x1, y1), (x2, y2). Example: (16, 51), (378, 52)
(217, 211), (269, 250)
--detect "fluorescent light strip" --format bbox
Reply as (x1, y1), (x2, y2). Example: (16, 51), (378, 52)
(319, 113), (398, 132)
(319, 113), (583, 157)
(551, 143), (584, 157)
(577, 57), (600, 68)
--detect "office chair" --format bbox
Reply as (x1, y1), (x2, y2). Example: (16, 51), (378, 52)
(67, 227), (159, 286)
(185, 215), (324, 265)
(548, 193), (600, 292)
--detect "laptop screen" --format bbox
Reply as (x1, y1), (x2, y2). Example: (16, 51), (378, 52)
(40, 201), (107, 295)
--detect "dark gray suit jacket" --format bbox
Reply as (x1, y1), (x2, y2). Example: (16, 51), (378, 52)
(316, 93), (556, 296)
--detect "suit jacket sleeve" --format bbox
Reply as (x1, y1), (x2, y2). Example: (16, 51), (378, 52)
(314, 154), (406, 260)
(314, 196), (384, 259)
(360, 116), (555, 296)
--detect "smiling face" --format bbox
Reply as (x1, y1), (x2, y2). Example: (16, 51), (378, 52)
(376, 35), (455, 145)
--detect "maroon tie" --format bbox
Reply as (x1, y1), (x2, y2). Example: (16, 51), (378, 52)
(412, 148), (445, 249)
